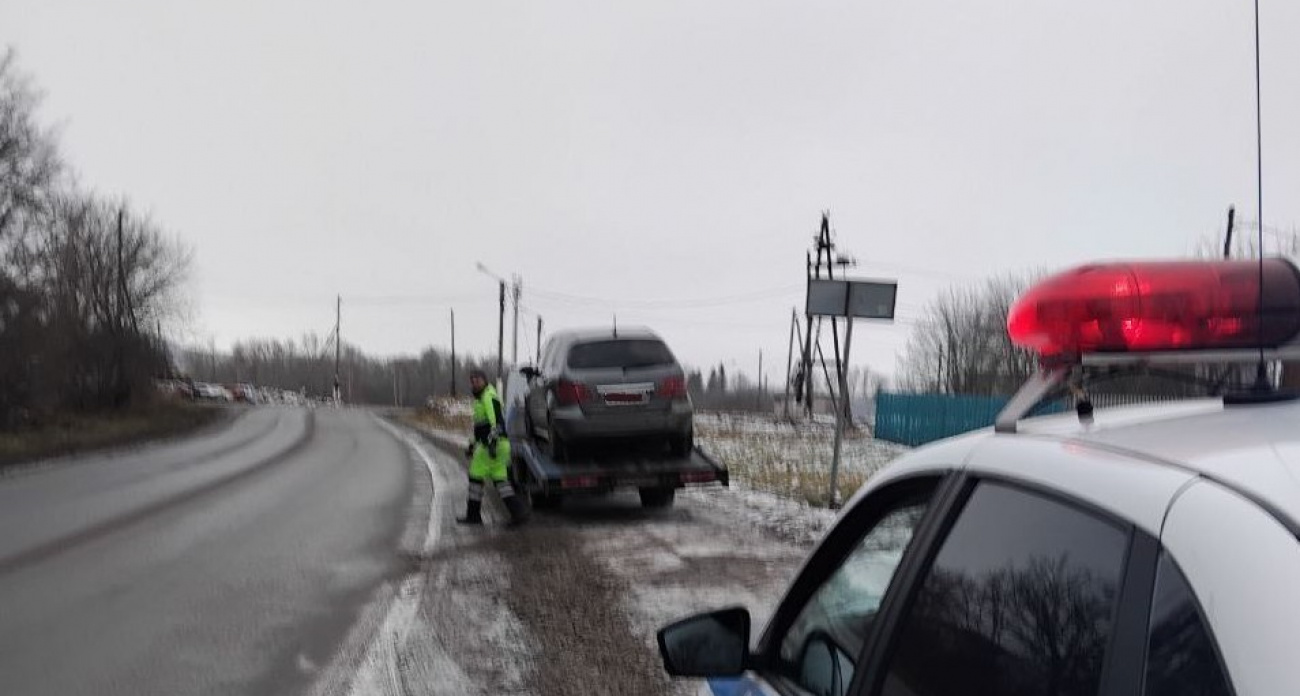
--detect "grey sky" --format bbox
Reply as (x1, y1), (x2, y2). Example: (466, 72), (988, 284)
(7, 0), (1299, 383)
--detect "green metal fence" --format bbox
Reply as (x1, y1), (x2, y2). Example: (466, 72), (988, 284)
(874, 392), (1066, 446)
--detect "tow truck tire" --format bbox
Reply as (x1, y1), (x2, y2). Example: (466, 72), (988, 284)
(669, 428), (694, 458)
(639, 487), (676, 508)
(546, 415), (569, 462)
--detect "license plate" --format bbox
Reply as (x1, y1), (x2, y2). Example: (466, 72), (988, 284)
(603, 392), (647, 405)
(597, 382), (654, 406)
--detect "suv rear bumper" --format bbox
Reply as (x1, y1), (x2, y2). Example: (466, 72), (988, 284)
(552, 403), (693, 442)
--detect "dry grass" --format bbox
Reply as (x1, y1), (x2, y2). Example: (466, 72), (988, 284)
(0, 404), (223, 468)
(406, 406), (471, 434)
(696, 413), (908, 507)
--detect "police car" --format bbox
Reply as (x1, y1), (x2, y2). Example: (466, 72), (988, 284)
(658, 258), (1300, 696)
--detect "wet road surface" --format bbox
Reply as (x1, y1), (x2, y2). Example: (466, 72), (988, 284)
(0, 407), (412, 696)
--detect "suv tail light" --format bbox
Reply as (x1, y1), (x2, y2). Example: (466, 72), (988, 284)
(657, 376), (688, 399)
(555, 379), (592, 406)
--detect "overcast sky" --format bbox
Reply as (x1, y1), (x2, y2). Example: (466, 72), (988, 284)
(7, 0), (1300, 384)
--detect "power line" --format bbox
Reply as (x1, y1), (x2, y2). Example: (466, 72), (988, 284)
(345, 293), (491, 306)
(527, 283), (804, 309)
(852, 259), (977, 282)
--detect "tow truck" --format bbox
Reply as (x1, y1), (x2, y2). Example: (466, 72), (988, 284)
(500, 367), (729, 509)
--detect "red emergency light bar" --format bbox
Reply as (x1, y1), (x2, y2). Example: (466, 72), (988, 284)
(1007, 259), (1300, 359)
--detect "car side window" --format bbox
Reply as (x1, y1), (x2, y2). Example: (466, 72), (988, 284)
(879, 481), (1129, 696)
(1145, 551), (1232, 696)
(775, 490), (933, 696)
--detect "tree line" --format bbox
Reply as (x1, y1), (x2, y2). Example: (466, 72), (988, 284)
(179, 338), (789, 413)
(0, 50), (189, 429)
(176, 335), (499, 406)
(896, 230), (1300, 398)
(686, 363), (775, 412)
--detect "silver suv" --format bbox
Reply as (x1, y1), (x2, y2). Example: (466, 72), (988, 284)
(522, 327), (694, 460)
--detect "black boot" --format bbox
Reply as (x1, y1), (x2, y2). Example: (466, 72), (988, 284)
(496, 480), (529, 527)
(456, 499), (482, 525)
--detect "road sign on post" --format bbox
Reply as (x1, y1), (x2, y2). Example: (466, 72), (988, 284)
(807, 278), (897, 320)
(806, 277), (898, 507)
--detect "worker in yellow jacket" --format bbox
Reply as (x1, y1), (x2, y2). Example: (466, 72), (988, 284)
(458, 369), (527, 526)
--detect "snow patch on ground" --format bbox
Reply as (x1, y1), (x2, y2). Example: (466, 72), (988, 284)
(695, 411), (908, 506)
(340, 420), (538, 696)
(681, 484), (841, 549)
(579, 499), (809, 696)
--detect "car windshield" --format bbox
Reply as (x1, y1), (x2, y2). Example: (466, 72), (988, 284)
(567, 340), (675, 370)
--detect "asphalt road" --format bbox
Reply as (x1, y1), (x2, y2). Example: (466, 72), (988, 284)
(0, 407), (412, 696)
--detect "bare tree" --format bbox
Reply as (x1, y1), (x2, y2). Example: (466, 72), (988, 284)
(0, 48), (61, 249)
(0, 49), (190, 426)
(178, 336), (502, 405)
(897, 275), (1039, 396)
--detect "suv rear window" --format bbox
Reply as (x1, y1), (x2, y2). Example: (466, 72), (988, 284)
(567, 339), (675, 370)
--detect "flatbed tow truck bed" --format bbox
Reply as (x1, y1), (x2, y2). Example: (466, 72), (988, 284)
(512, 437), (728, 497)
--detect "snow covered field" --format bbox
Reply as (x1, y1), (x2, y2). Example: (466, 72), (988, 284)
(694, 412), (909, 506)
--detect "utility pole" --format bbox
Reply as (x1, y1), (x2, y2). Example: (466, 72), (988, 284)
(450, 309), (458, 397)
(829, 317), (855, 509)
(800, 213), (859, 418)
(802, 252), (815, 417)
(497, 280), (506, 381)
(536, 315), (543, 364)
(783, 309), (797, 420)
(757, 349), (764, 412)
(511, 274), (522, 367)
(334, 295), (342, 405)
(817, 214), (851, 420)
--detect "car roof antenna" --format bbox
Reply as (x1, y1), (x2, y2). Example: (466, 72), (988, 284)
(1252, 0), (1269, 393)
(1223, 206), (1235, 259)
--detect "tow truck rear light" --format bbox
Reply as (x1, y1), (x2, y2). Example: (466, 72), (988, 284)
(657, 376), (688, 399)
(555, 380), (592, 406)
(1007, 259), (1300, 358)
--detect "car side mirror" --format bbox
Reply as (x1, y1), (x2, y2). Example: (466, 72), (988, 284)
(657, 607), (750, 677)
(798, 632), (856, 696)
